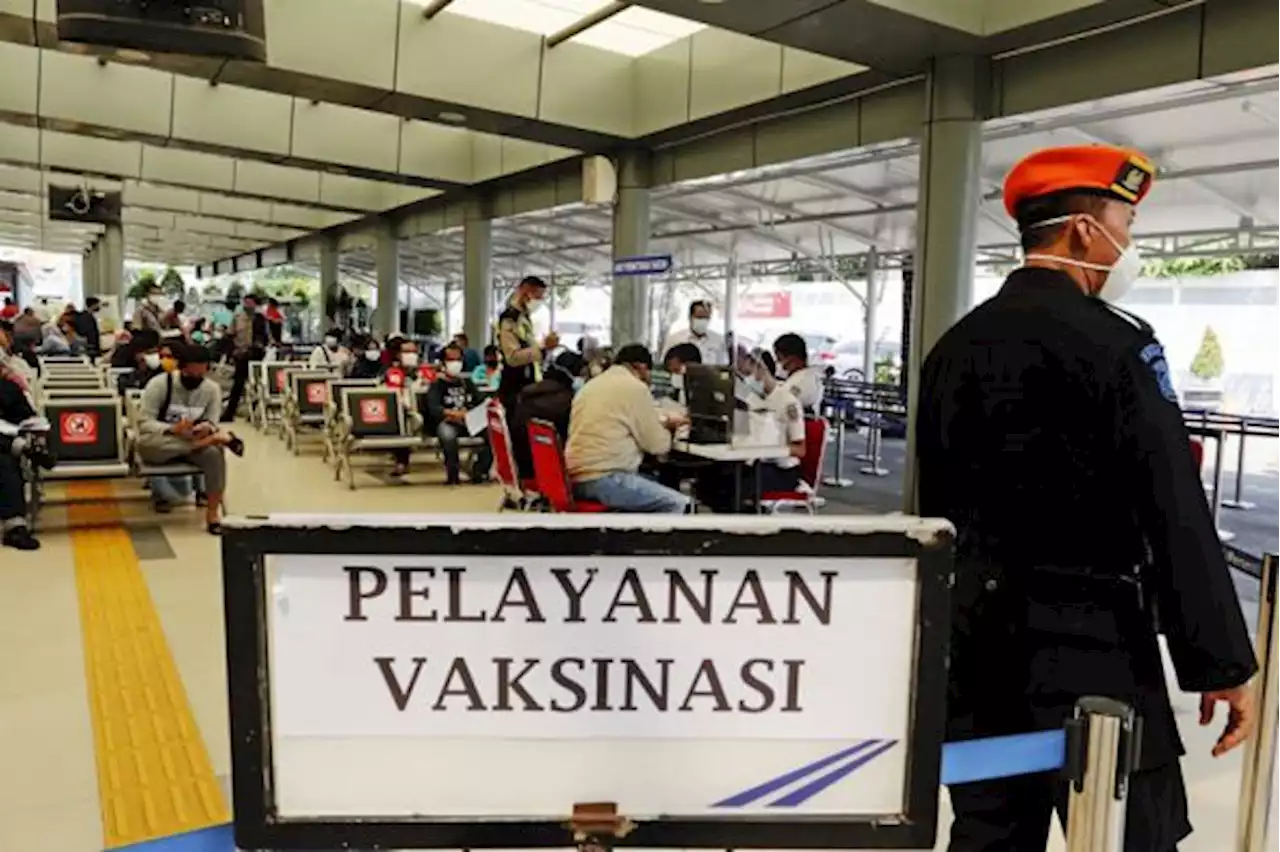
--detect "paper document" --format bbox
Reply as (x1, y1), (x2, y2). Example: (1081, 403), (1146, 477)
(464, 403), (489, 437)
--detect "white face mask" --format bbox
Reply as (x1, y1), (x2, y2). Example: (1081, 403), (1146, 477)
(526, 297), (544, 313)
(364, 349), (380, 362)
(400, 353), (420, 368)
(1025, 214), (1142, 304)
(444, 360), (463, 377)
(143, 353), (161, 370)
(743, 377), (765, 398)
(324, 336), (338, 349)
(669, 372), (684, 391)
(690, 317), (710, 336)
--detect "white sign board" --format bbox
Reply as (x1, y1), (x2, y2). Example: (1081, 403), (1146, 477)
(226, 515), (953, 849)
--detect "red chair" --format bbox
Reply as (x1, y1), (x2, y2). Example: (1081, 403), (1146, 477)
(527, 418), (607, 513)
(760, 417), (830, 514)
(486, 400), (536, 510)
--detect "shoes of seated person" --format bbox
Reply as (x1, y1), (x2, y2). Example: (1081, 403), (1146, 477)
(445, 471), (462, 486)
(226, 434), (245, 457)
(206, 522), (222, 536)
(195, 492), (208, 508)
(153, 499), (173, 514)
(469, 471), (491, 485)
(2, 526), (39, 551)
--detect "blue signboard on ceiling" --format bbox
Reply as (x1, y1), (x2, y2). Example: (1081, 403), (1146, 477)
(613, 254), (673, 277)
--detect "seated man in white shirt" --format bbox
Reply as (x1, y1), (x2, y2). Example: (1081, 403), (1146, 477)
(662, 300), (727, 366)
(765, 332), (824, 415)
(695, 333), (818, 512)
(566, 344), (690, 513)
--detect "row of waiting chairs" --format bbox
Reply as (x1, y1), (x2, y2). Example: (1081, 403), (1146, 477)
(20, 356), (204, 530)
(242, 358), (484, 490)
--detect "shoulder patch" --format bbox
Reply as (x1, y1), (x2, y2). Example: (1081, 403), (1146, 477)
(1139, 342), (1178, 404)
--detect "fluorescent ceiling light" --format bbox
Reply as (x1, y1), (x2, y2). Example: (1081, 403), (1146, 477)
(415, 0), (706, 57)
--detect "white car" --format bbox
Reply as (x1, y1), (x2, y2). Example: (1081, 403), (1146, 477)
(828, 339), (902, 381)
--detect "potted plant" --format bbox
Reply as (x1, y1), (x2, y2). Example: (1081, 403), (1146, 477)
(1184, 326), (1225, 411)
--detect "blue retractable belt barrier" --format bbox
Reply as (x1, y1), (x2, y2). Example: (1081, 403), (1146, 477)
(111, 734), (1068, 850)
(940, 730), (1067, 786)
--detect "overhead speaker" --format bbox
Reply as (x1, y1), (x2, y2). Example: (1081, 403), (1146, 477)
(56, 1), (266, 63)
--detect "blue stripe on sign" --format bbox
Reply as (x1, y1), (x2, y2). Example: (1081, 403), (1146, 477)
(940, 730), (1066, 786)
(767, 740), (899, 807)
(712, 739), (883, 807)
(112, 824), (236, 852)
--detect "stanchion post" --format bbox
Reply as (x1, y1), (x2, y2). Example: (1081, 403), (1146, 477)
(823, 399), (853, 488)
(1223, 422), (1255, 510)
(1237, 552), (1277, 852)
(1064, 697), (1140, 852)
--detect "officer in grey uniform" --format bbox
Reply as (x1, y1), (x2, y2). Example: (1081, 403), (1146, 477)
(915, 144), (1257, 852)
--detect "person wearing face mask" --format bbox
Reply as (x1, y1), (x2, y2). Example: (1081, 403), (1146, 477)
(565, 344), (690, 514)
(132, 283), (165, 333)
(510, 350), (588, 476)
(115, 330), (164, 394)
(663, 301), (728, 366)
(220, 295), (269, 422)
(425, 343), (491, 485)
(136, 343), (243, 534)
(760, 333), (823, 416)
(471, 344), (502, 393)
(916, 145), (1256, 852)
(309, 327), (351, 373)
(495, 275), (559, 417)
(349, 335), (383, 380)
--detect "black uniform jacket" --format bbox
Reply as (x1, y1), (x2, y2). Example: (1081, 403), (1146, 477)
(916, 266), (1256, 771)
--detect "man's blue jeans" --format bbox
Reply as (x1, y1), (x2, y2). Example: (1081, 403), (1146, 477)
(574, 472), (690, 514)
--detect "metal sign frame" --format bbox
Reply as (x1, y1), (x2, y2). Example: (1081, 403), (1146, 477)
(223, 515), (953, 850)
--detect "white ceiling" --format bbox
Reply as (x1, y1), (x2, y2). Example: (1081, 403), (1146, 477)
(380, 73), (1279, 283)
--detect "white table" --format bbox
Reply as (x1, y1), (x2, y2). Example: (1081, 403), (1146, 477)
(673, 440), (785, 462)
(671, 439), (789, 512)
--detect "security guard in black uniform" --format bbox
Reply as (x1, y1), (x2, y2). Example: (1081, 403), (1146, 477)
(915, 145), (1257, 852)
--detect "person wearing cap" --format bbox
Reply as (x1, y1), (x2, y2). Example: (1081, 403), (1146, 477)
(495, 275), (559, 429)
(915, 145), (1256, 851)
(136, 342), (244, 535)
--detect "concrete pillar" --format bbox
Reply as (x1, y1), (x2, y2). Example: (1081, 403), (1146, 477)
(863, 246), (879, 382)
(611, 149), (651, 348)
(82, 244), (97, 299)
(102, 222), (124, 306)
(463, 203), (493, 347)
(320, 234), (339, 324)
(373, 221), (399, 337)
(903, 54), (987, 512)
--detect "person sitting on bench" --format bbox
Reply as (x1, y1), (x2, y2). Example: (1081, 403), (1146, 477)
(135, 343), (243, 535)
(0, 367), (41, 550)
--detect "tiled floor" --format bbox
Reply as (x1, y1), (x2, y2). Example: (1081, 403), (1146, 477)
(0, 429), (1265, 851)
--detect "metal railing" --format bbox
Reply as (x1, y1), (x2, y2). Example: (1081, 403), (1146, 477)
(1238, 552), (1278, 852)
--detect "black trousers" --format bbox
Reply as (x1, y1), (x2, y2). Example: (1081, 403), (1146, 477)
(948, 762), (1190, 852)
(221, 353), (252, 422)
(0, 452), (26, 523)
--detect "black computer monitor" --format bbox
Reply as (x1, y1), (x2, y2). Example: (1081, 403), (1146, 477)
(684, 363), (734, 444)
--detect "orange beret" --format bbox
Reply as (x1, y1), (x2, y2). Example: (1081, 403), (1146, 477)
(1003, 145), (1156, 218)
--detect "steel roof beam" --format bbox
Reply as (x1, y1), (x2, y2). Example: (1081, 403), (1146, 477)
(547, 2), (630, 49)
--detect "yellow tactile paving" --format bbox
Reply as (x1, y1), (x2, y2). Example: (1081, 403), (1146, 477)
(68, 481), (229, 849)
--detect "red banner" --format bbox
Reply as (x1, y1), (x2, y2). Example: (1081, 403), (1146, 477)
(737, 291), (792, 319)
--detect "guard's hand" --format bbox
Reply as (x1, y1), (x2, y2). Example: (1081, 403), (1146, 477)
(1200, 683), (1255, 757)
(543, 331), (560, 350)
